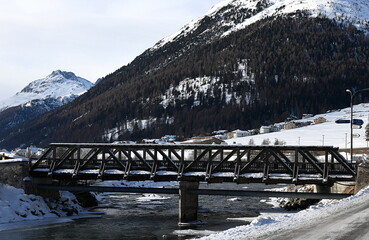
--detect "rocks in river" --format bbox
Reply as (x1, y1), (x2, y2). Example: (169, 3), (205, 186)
(71, 191), (99, 208)
(278, 185), (320, 211)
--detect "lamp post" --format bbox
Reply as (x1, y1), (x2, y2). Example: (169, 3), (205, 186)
(346, 88), (369, 163)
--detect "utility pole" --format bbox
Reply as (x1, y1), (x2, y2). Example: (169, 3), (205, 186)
(346, 88), (369, 163)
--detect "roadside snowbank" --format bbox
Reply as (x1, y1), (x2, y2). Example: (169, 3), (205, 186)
(0, 183), (83, 225)
(196, 186), (369, 239)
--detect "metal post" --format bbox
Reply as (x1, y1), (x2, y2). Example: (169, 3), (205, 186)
(349, 90), (353, 163)
(346, 88), (369, 163)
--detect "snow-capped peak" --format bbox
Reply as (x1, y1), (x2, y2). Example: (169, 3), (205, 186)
(0, 70), (94, 111)
(153, 0), (369, 50)
(20, 70), (93, 94)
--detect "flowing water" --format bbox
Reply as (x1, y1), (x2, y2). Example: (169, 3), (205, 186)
(0, 183), (286, 240)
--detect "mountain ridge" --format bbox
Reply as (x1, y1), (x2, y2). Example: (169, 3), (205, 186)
(152, 0), (369, 51)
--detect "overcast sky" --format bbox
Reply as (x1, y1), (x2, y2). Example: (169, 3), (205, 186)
(0, 0), (220, 100)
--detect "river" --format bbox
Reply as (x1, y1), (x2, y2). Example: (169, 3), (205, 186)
(0, 182), (287, 240)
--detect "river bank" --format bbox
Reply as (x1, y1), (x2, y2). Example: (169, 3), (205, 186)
(0, 181), (290, 239)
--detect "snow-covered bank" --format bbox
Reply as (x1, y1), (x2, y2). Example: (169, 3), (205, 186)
(0, 184), (84, 230)
(196, 186), (369, 239)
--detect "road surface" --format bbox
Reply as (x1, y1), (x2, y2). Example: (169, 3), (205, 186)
(255, 201), (369, 240)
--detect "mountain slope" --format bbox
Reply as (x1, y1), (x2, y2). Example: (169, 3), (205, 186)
(1, 0), (369, 149)
(0, 71), (93, 135)
(153, 0), (369, 50)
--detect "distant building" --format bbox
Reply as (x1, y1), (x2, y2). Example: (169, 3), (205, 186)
(141, 139), (161, 144)
(313, 117), (327, 124)
(214, 134), (227, 140)
(212, 130), (228, 135)
(270, 125), (281, 132)
(295, 121), (312, 128)
(302, 114), (314, 119)
(259, 126), (271, 134)
(181, 136), (225, 145)
(212, 130), (228, 140)
(227, 129), (251, 139)
(161, 135), (176, 142)
(283, 122), (296, 130)
(12, 146), (44, 159)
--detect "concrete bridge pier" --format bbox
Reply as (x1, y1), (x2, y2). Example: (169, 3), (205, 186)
(179, 181), (199, 225)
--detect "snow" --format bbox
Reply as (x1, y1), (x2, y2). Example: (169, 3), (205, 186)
(241, 173), (264, 178)
(0, 180), (178, 232)
(227, 103), (369, 150)
(104, 169), (125, 175)
(152, 0), (369, 51)
(160, 76), (221, 108)
(103, 117), (174, 141)
(184, 172), (207, 177)
(160, 69), (254, 109)
(0, 70), (93, 112)
(196, 185), (369, 240)
(135, 194), (171, 203)
(156, 170), (178, 176)
(0, 184), (83, 227)
(0, 151), (28, 162)
(0, 158), (28, 164)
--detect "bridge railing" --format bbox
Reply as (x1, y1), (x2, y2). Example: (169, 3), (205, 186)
(30, 143), (356, 184)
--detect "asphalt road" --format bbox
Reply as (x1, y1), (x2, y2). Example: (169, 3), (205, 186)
(255, 201), (369, 240)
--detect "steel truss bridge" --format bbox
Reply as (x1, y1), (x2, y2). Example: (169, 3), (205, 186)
(31, 143), (356, 185)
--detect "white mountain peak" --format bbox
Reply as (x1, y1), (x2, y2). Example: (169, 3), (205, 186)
(0, 70), (93, 111)
(153, 0), (369, 50)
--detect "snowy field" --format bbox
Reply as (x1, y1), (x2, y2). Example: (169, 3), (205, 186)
(227, 103), (369, 150)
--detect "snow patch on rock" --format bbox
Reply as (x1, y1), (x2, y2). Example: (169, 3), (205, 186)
(0, 184), (83, 225)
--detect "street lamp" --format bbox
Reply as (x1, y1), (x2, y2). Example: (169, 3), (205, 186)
(346, 88), (369, 163)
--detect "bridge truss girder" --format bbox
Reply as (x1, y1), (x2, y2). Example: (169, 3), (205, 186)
(30, 143), (356, 185)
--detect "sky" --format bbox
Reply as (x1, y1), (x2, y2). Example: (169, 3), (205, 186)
(0, 0), (220, 101)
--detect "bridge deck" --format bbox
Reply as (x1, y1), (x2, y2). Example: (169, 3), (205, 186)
(30, 143), (356, 185)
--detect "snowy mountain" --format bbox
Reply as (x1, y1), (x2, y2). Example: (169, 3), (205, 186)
(0, 70), (93, 111)
(2, 0), (369, 149)
(153, 0), (369, 50)
(0, 70), (93, 134)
